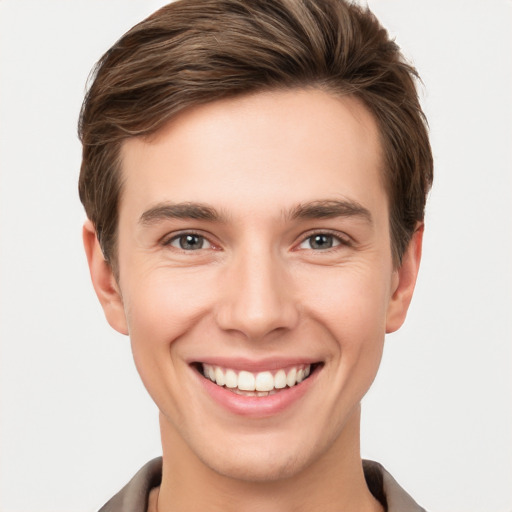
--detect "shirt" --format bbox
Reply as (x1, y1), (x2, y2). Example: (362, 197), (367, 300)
(98, 457), (426, 512)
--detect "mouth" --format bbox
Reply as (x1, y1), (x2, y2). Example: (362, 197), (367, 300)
(194, 362), (322, 397)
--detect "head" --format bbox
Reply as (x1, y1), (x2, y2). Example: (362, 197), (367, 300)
(79, 0), (432, 488)
(78, 0), (432, 275)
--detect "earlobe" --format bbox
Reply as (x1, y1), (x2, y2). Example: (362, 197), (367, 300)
(385, 223), (424, 334)
(83, 220), (129, 335)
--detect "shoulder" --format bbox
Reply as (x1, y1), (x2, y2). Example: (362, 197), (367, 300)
(363, 460), (427, 512)
(98, 458), (162, 512)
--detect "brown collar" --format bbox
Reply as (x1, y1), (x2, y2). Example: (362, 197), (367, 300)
(98, 458), (426, 512)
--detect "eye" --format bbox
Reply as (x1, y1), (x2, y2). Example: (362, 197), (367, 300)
(167, 233), (212, 251)
(298, 233), (344, 250)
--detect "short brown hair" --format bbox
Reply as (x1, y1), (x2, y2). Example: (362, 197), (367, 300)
(78, 0), (433, 270)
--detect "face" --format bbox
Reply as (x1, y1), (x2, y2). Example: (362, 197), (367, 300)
(85, 89), (421, 482)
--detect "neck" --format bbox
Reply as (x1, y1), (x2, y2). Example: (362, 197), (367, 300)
(151, 406), (383, 512)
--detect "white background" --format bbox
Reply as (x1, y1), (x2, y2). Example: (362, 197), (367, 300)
(0, 1), (510, 511)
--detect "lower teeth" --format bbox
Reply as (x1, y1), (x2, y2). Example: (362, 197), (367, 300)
(230, 388), (279, 397)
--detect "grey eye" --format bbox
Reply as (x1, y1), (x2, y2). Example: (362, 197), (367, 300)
(310, 234), (333, 249)
(170, 234), (210, 250)
(299, 234), (341, 250)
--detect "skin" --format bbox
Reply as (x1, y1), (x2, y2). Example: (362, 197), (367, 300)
(84, 89), (423, 512)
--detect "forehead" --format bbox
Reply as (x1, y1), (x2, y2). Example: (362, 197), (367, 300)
(118, 89), (386, 224)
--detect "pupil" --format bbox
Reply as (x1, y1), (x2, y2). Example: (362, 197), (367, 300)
(180, 234), (203, 250)
(311, 234), (332, 249)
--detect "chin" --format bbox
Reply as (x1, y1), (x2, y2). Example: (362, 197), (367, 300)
(191, 427), (329, 484)
(204, 446), (310, 483)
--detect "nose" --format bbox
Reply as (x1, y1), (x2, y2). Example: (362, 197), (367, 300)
(215, 246), (300, 341)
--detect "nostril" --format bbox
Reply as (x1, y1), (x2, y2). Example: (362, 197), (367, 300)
(215, 307), (301, 341)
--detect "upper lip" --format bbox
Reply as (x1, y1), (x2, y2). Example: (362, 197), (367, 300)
(189, 357), (322, 373)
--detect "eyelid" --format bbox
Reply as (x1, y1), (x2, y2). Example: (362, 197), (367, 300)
(295, 229), (352, 250)
(159, 228), (352, 251)
(161, 230), (218, 250)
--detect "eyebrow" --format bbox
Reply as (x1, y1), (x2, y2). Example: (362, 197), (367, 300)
(139, 199), (372, 226)
(286, 199), (372, 224)
(140, 202), (227, 225)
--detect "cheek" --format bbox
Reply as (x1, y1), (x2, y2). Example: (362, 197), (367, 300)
(121, 268), (217, 374)
(124, 268), (211, 331)
(300, 264), (392, 337)
(121, 269), (218, 417)
(300, 264), (390, 390)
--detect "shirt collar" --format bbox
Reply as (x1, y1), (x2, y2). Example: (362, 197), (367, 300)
(98, 457), (426, 512)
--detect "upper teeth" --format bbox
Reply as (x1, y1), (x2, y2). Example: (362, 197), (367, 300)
(203, 364), (311, 392)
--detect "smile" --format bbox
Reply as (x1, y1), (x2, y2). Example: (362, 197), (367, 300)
(200, 363), (315, 397)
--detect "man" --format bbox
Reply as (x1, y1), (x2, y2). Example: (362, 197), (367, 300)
(79, 0), (433, 510)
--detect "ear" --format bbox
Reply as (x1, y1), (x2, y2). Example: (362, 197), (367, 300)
(83, 220), (129, 335)
(386, 223), (424, 334)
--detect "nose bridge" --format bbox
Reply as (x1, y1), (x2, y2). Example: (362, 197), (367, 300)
(216, 240), (298, 340)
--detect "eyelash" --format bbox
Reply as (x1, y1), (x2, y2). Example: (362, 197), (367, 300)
(161, 230), (351, 252)
(296, 230), (352, 251)
(162, 231), (214, 251)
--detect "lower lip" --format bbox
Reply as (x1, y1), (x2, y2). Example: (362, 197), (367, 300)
(196, 367), (320, 417)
